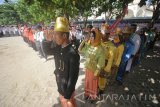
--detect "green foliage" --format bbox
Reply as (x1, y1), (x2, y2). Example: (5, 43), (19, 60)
(14, 0), (33, 23)
(92, 0), (134, 19)
(0, 3), (22, 25)
(14, 0), (78, 24)
(75, 0), (93, 17)
(2, 0), (138, 25)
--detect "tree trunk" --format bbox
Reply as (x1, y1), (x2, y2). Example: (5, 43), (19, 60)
(149, 0), (160, 28)
(107, 11), (111, 21)
(64, 10), (69, 21)
(84, 16), (88, 28)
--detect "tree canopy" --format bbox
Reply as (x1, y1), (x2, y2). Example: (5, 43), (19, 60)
(1, 0), (159, 26)
(0, 3), (22, 25)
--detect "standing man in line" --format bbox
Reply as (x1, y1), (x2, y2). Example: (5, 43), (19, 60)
(125, 24), (141, 72)
(36, 25), (45, 58)
(52, 17), (80, 107)
(116, 26), (135, 85)
(38, 26), (47, 60)
(111, 28), (124, 84)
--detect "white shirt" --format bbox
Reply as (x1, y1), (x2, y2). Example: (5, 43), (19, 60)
(2, 27), (6, 34)
(75, 30), (83, 40)
(36, 31), (44, 42)
(130, 33), (141, 55)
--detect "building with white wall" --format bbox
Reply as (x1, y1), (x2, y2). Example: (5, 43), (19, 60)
(88, 0), (153, 20)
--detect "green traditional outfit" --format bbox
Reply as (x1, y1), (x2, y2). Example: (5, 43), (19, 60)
(79, 28), (105, 100)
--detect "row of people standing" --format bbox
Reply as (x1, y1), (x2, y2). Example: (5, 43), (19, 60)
(19, 19), (160, 106)
(21, 25), (55, 61)
(78, 23), (160, 103)
(21, 23), (87, 61)
(0, 25), (21, 37)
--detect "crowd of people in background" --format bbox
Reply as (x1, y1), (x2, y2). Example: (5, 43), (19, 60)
(0, 25), (21, 37)
(1, 21), (160, 104)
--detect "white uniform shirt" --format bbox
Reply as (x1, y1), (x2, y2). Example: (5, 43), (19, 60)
(3, 27), (7, 34)
(36, 31), (44, 42)
(75, 30), (83, 40)
(130, 33), (141, 55)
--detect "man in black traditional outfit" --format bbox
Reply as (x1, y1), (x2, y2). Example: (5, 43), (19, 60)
(52, 17), (80, 107)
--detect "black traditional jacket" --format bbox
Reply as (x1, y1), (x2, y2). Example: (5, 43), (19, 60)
(52, 44), (80, 99)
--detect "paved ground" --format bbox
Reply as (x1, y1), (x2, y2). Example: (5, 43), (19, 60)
(0, 36), (160, 107)
(0, 36), (58, 107)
